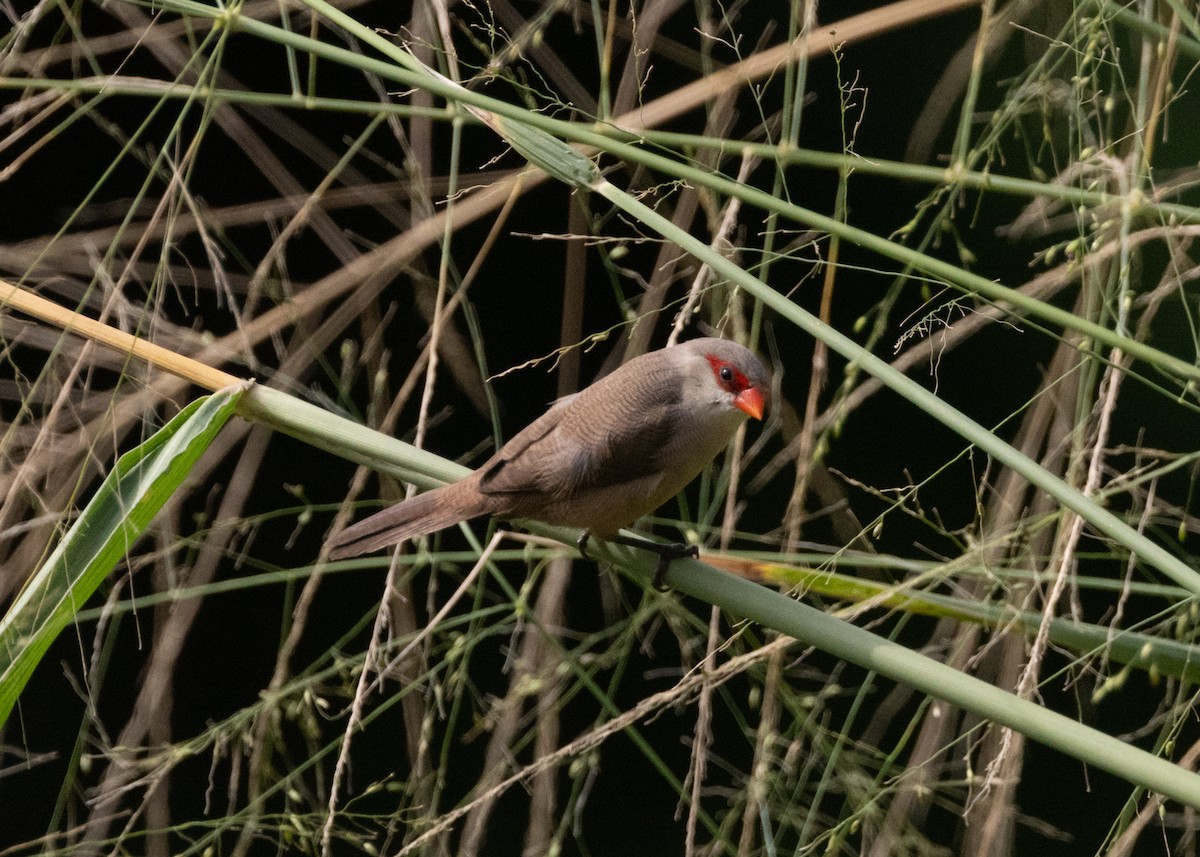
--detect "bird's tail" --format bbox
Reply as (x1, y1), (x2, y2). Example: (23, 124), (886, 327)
(326, 479), (490, 560)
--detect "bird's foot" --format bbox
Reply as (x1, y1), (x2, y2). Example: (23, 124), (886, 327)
(576, 531), (593, 560)
(611, 534), (699, 591)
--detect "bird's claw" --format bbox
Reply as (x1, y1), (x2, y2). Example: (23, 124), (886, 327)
(602, 533), (699, 591)
(576, 531), (592, 560)
(650, 542), (699, 591)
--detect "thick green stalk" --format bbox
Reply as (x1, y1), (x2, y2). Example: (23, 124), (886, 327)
(236, 377), (1200, 808)
(630, 547), (1200, 810)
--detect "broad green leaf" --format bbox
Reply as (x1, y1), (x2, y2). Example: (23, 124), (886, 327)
(0, 385), (246, 727)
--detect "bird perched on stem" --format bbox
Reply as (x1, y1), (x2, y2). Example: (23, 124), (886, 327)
(327, 337), (769, 584)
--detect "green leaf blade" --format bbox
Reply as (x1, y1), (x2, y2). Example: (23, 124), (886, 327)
(0, 385), (246, 727)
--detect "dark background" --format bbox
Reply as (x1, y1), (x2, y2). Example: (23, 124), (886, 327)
(3, 1), (1200, 855)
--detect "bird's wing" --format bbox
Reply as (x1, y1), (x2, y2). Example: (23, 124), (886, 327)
(474, 397), (576, 496)
(478, 373), (678, 499)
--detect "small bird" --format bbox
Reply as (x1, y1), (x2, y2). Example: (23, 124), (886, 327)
(327, 337), (769, 580)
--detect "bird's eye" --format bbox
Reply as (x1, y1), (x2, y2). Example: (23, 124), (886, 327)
(719, 366), (734, 383)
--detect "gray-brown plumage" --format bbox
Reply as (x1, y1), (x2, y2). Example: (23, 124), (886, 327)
(327, 338), (768, 561)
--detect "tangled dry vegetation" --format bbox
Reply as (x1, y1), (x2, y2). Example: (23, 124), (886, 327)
(3, 1), (1200, 856)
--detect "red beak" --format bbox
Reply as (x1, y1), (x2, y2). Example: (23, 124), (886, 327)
(734, 385), (766, 420)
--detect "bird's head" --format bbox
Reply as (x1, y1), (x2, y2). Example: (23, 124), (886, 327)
(680, 338), (770, 421)
(704, 352), (767, 420)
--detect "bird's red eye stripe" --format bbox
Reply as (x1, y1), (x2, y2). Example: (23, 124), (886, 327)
(705, 354), (749, 392)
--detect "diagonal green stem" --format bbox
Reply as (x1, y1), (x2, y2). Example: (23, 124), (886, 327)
(590, 176), (1200, 596)
(268, 0), (1200, 388)
(628, 546), (1200, 811)
(136, 0), (1200, 387)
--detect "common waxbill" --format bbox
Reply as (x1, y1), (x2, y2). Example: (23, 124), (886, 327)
(327, 338), (769, 574)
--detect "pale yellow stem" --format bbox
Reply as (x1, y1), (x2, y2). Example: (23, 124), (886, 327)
(0, 279), (241, 392)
